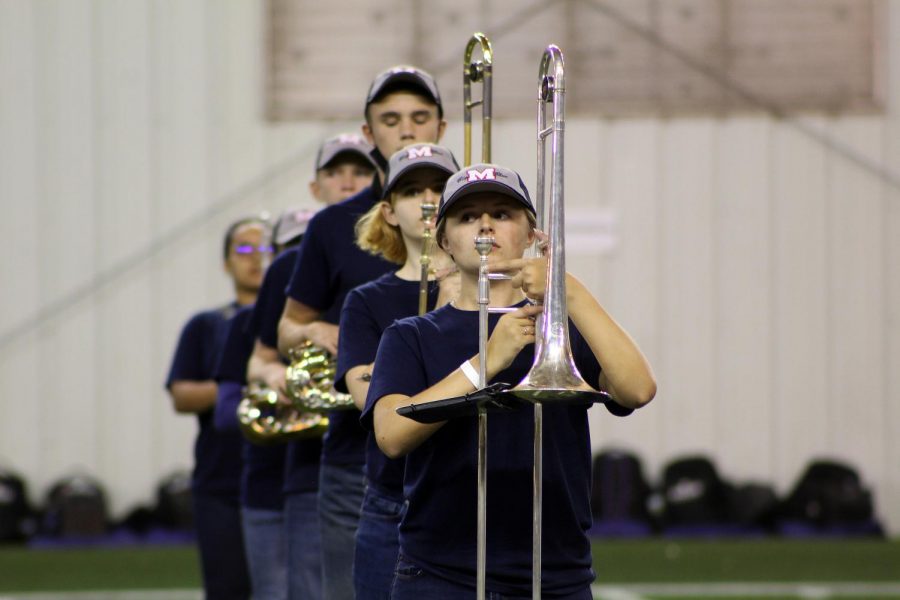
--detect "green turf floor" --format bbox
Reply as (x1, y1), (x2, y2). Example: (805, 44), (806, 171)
(0, 539), (897, 593)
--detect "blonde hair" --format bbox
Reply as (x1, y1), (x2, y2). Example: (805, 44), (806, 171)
(355, 199), (407, 265)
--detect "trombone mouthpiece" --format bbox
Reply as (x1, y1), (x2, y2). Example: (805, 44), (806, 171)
(474, 235), (495, 256)
(421, 201), (437, 221)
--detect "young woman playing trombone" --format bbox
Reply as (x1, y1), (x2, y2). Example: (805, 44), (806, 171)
(364, 164), (657, 599)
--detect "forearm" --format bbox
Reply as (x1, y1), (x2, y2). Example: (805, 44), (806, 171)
(566, 277), (657, 408)
(169, 380), (218, 413)
(346, 364), (373, 411)
(373, 366), (478, 459)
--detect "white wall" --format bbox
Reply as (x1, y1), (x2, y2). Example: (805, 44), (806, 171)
(1, 0), (898, 534)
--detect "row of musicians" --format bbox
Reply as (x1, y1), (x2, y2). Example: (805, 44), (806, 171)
(166, 64), (656, 600)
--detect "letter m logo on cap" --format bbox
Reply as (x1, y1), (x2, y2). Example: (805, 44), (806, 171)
(407, 146), (433, 159)
(466, 167), (496, 182)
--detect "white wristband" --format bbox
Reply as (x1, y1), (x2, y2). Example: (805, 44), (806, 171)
(460, 359), (481, 388)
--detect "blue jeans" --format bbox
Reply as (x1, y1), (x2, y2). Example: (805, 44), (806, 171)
(285, 491), (322, 600)
(193, 492), (251, 600)
(318, 463), (365, 600)
(391, 555), (593, 600)
(353, 485), (405, 600)
(241, 507), (287, 600)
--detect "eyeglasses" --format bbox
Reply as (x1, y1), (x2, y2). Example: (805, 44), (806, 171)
(233, 244), (274, 256)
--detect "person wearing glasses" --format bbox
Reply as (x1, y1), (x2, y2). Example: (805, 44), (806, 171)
(246, 135), (376, 600)
(277, 67), (447, 600)
(165, 216), (272, 600)
(364, 165), (657, 599)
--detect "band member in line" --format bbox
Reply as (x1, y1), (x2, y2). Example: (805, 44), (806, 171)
(365, 165), (657, 599)
(246, 134), (376, 600)
(213, 209), (314, 600)
(335, 143), (460, 599)
(165, 216), (271, 600)
(277, 66), (447, 600)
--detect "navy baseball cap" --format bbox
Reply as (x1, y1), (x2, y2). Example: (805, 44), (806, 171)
(365, 65), (443, 116)
(382, 144), (459, 199)
(437, 163), (536, 224)
(315, 134), (376, 172)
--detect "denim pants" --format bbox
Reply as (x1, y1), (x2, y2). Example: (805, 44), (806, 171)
(193, 491), (251, 600)
(241, 507), (287, 600)
(285, 491), (322, 600)
(390, 555), (594, 600)
(352, 485), (405, 600)
(318, 463), (365, 600)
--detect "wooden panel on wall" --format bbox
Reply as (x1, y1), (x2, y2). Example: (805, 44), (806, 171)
(267, 0), (882, 119)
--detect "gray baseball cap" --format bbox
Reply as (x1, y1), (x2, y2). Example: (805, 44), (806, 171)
(365, 65), (443, 117)
(437, 163), (536, 224)
(382, 144), (459, 199)
(315, 134), (376, 172)
(272, 207), (316, 246)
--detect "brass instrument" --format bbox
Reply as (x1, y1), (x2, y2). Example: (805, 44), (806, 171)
(237, 382), (328, 445)
(464, 33), (493, 166)
(285, 341), (355, 412)
(417, 200), (437, 316)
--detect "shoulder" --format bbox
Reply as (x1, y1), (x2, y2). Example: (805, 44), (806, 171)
(309, 186), (376, 228)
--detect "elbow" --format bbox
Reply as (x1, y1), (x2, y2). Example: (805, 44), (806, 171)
(628, 378), (657, 409)
(376, 437), (409, 460)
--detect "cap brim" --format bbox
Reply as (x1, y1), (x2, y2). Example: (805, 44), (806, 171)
(438, 181), (536, 223)
(367, 72), (440, 106)
(382, 163), (456, 199)
(318, 148), (376, 171)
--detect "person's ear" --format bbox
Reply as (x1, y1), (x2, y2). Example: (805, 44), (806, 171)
(309, 180), (322, 202)
(380, 201), (399, 226)
(435, 119), (447, 143)
(362, 122), (375, 146)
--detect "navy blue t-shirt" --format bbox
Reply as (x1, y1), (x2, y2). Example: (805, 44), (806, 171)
(165, 303), (243, 496)
(214, 305), (299, 510)
(336, 273), (439, 498)
(364, 302), (633, 596)
(286, 186), (394, 466)
(247, 249), (322, 495)
(250, 247), (298, 350)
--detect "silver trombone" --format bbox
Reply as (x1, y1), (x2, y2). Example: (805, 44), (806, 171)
(473, 45), (606, 600)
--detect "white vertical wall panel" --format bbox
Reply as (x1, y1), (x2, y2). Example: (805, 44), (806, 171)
(590, 120), (663, 464)
(826, 117), (887, 491)
(1, 0), (899, 532)
(770, 117), (830, 490)
(712, 118), (774, 482)
(882, 0), (900, 539)
(657, 120), (717, 459)
(0, 2), (42, 487)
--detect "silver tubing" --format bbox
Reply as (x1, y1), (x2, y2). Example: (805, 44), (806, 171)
(474, 234), (494, 600)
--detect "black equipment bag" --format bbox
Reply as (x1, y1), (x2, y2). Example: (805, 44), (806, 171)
(41, 474), (109, 537)
(0, 469), (33, 542)
(660, 455), (734, 526)
(779, 459), (876, 527)
(154, 470), (194, 531)
(590, 449), (651, 522)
